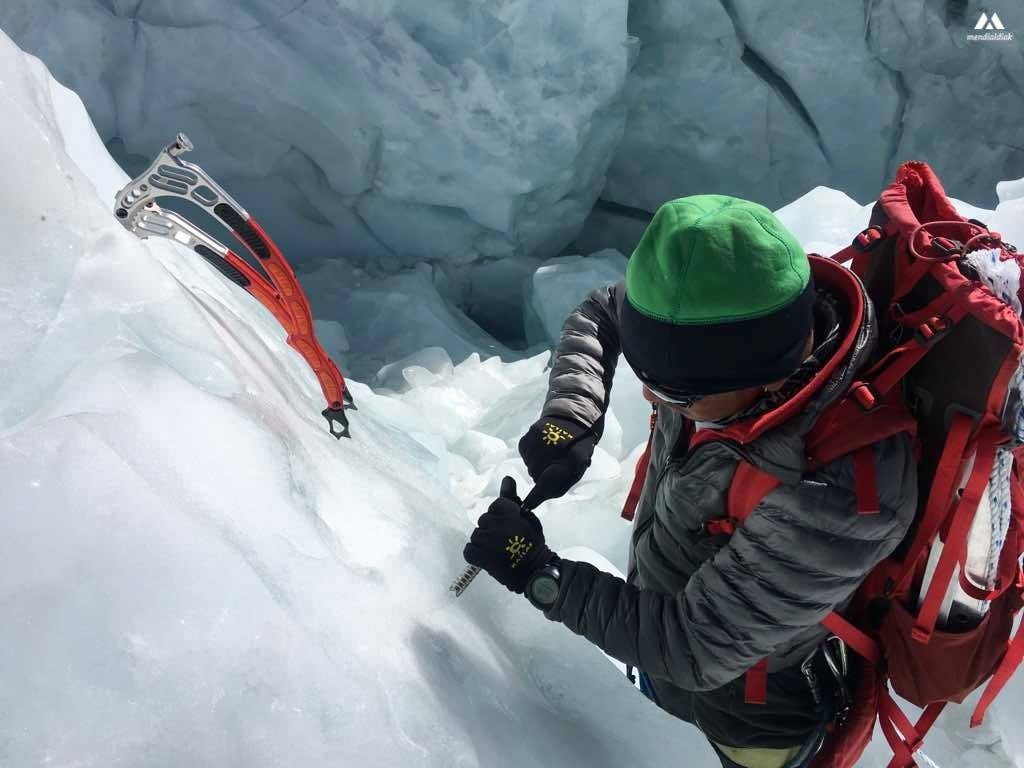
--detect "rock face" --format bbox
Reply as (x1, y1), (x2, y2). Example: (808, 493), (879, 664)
(600, 0), (1023, 224)
(0, 0), (631, 269)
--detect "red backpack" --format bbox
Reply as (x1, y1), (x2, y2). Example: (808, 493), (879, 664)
(622, 161), (1024, 767)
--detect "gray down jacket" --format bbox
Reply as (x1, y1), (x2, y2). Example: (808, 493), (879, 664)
(537, 263), (918, 749)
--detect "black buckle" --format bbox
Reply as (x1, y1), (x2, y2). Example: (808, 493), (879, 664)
(913, 315), (953, 346)
(930, 236), (963, 258)
(852, 225), (886, 253)
(944, 403), (983, 431)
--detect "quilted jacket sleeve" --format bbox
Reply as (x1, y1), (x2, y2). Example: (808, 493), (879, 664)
(540, 282), (623, 430)
(542, 433), (917, 691)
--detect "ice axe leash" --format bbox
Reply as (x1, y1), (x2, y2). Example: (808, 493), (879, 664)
(113, 133), (354, 438)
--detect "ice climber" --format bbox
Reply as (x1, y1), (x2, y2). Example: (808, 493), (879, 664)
(463, 195), (918, 768)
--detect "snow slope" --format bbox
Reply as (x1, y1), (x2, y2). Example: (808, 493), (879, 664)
(2, 29), (1024, 768)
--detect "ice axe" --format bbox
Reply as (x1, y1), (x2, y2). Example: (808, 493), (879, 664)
(449, 465), (575, 596)
(113, 133), (353, 438)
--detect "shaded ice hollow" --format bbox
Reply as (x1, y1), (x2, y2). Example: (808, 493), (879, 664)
(2, 25), (1024, 768)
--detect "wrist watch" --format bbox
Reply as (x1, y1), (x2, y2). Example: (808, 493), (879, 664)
(526, 560), (562, 610)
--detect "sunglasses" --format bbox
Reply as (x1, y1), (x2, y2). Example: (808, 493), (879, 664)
(643, 382), (708, 409)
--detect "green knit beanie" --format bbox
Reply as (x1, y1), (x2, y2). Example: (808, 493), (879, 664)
(620, 194), (814, 395)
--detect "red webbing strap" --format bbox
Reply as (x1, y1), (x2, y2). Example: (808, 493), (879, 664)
(725, 463), (780, 706)
(971, 603), (1024, 726)
(957, 543), (1021, 602)
(727, 462), (782, 524)
(869, 301), (965, 399)
(878, 692), (917, 768)
(821, 611), (882, 665)
(831, 224), (893, 270)
(809, 300), (965, 460)
(853, 446), (880, 515)
(879, 692), (946, 768)
(913, 433), (1000, 643)
(831, 242), (862, 265)
(894, 414), (975, 594)
(744, 659), (769, 705)
(622, 409), (657, 521)
(914, 703), (946, 746)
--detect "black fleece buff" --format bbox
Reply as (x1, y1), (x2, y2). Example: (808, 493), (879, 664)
(710, 290), (845, 428)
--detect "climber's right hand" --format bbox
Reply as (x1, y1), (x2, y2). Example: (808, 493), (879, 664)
(517, 417), (597, 509)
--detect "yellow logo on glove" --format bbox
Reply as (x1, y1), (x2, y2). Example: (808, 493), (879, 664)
(506, 535), (533, 567)
(541, 422), (574, 446)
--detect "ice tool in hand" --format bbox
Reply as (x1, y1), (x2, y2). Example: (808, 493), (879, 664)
(451, 470), (566, 597)
(114, 133), (354, 438)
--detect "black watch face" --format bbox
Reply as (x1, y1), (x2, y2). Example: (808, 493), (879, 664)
(531, 574), (560, 606)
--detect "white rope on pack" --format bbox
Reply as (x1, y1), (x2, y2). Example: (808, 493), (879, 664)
(963, 247), (1021, 588)
(985, 449), (1013, 588)
(965, 247), (1022, 315)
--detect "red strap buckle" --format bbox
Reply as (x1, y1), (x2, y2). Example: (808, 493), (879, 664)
(852, 225), (886, 252)
(850, 382), (880, 411)
(913, 315), (952, 346)
(706, 518), (737, 536)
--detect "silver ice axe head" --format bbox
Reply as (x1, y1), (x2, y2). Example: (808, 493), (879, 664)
(167, 132), (194, 157)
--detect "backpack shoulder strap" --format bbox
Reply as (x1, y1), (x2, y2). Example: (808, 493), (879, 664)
(724, 392), (917, 527)
(726, 462), (780, 526)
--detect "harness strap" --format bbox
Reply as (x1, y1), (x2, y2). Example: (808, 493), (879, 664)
(913, 432), (1001, 643)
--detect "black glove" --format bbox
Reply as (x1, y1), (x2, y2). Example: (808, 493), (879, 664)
(517, 416), (598, 509)
(463, 477), (555, 594)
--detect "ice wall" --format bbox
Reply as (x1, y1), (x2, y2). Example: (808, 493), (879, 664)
(0, 0), (630, 273)
(586, 0), (1024, 247)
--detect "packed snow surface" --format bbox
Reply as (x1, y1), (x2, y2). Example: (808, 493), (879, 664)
(2, 29), (1024, 768)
